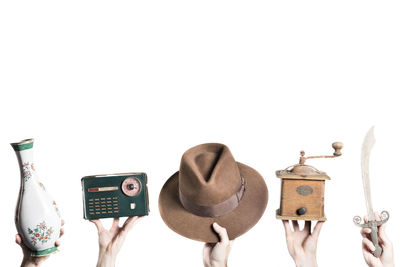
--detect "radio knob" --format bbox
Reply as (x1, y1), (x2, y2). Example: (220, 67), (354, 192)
(122, 177), (142, 197)
(297, 207), (307, 215)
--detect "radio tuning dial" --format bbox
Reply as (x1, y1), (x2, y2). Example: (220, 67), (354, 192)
(122, 177), (141, 197)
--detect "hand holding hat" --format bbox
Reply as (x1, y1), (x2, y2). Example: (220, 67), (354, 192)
(203, 223), (234, 267)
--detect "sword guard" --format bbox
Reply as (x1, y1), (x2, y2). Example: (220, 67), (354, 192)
(353, 211), (389, 228)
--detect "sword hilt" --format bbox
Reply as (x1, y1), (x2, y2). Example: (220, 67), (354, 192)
(353, 211), (389, 258)
(370, 226), (382, 257)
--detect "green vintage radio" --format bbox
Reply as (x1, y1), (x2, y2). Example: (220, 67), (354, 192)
(81, 173), (149, 220)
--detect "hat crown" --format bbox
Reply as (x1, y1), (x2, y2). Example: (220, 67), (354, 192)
(179, 143), (242, 206)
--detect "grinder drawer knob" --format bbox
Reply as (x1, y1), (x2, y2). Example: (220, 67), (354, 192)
(297, 207), (307, 215)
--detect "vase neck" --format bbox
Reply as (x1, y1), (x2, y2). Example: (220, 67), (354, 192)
(11, 139), (35, 183)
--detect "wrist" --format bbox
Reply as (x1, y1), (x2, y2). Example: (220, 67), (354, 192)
(21, 258), (40, 267)
(210, 260), (227, 267)
(296, 264), (317, 267)
(97, 250), (117, 267)
(295, 258), (317, 267)
(96, 257), (116, 267)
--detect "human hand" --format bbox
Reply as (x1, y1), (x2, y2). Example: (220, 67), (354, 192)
(283, 220), (323, 267)
(91, 216), (143, 267)
(361, 212), (394, 267)
(203, 222), (233, 267)
(17, 219), (65, 267)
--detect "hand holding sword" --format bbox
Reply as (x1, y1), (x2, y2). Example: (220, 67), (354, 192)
(359, 212), (394, 267)
(353, 127), (390, 258)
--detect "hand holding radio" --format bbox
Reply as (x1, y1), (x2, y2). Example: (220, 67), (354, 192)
(361, 212), (394, 267)
(92, 216), (143, 267)
(203, 223), (234, 267)
(17, 220), (65, 267)
(283, 220), (323, 267)
(82, 173), (148, 266)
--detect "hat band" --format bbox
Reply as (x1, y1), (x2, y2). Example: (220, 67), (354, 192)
(179, 177), (246, 218)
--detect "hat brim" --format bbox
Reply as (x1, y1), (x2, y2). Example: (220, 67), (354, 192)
(159, 162), (268, 242)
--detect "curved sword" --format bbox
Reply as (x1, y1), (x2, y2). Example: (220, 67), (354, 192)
(353, 127), (389, 258)
(362, 127), (375, 221)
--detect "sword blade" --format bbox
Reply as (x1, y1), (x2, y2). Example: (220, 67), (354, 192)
(361, 126), (375, 220)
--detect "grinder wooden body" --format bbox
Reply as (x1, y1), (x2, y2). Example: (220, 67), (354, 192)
(276, 167), (330, 221)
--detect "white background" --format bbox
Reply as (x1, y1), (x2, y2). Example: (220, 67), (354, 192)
(0, 1), (399, 266)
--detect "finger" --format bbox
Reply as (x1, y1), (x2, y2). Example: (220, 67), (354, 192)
(362, 237), (376, 252)
(115, 217), (142, 246)
(15, 234), (28, 251)
(312, 221), (323, 238)
(90, 219), (104, 232)
(282, 220), (292, 236)
(292, 220), (299, 231)
(59, 228), (65, 238)
(203, 243), (212, 255)
(378, 223), (391, 246)
(304, 221), (311, 233)
(361, 228), (372, 239)
(121, 216), (142, 233)
(372, 212), (391, 246)
(55, 240), (61, 247)
(374, 212), (381, 222)
(361, 228), (371, 235)
(204, 243), (213, 249)
(203, 243), (212, 265)
(212, 222), (229, 244)
(362, 245), (374, 262)
(15, 234), (22, 245)
(111, 217), (120, 232)
(61, 219), (65, 226)
(364, 216), (369, 223)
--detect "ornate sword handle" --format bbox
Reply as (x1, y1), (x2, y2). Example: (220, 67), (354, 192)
(353, 211), (389, 258)
(370, 226), (382, 257)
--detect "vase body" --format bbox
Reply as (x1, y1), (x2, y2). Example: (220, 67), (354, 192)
(12, 139), (61, 257)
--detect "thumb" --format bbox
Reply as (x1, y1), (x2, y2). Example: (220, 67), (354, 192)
(212, 222), (229, 244)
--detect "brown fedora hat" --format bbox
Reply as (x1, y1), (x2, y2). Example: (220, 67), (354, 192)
(159, 143), (268, 242)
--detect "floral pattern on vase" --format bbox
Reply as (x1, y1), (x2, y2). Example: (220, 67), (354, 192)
(38, 182), (46, 191)
(22, 162), (33, 182)
(27, 221), (54, 246)
(52, 201), (61, 218)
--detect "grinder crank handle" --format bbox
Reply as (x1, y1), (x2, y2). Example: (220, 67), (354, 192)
(370, 225), (382, 257)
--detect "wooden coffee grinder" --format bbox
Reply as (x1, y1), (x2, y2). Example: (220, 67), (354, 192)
(276, 142), (343, 221)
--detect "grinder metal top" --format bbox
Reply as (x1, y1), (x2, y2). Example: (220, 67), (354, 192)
(276, 142), (343, 180)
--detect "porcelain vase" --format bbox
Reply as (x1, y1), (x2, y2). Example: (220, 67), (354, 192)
(11, 139), (61, 257)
